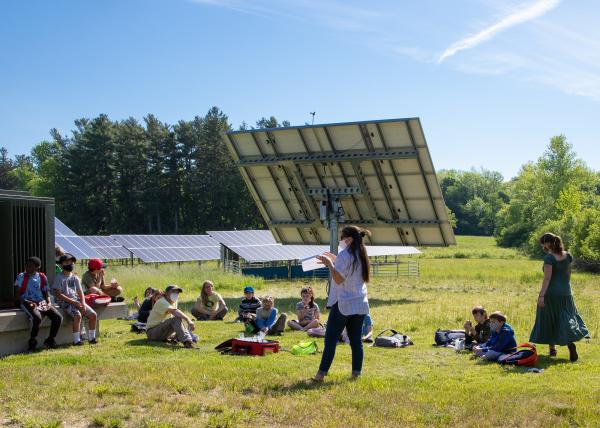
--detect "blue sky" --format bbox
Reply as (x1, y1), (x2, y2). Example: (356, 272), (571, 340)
(1, 0), (599, 179)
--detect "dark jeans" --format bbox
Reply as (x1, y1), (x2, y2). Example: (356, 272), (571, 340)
(22, 304), (63, 339)
(318, 303), (366, 376)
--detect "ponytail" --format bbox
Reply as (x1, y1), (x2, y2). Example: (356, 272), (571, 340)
(340, 225), (371, 283)
(540, 232), (565, 253)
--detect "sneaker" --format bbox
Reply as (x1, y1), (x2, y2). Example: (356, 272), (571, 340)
(112, 296), (125, 303)
(43, 338), (57, 349)
(567, 343), (578, 362)
(89, 338), (98, 345)
(73, 341), (83, 346)
(28, 338), (37, 351)
(183, 341), (195, 349)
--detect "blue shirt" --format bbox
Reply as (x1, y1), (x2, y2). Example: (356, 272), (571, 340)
(482, 322), (517, 353)
(326, 248), (369, 316)
(256, 307), (279, 330)
(15, 272), (46, 302)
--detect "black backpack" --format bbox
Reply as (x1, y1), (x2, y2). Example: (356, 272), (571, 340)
(374, 329), (413, 348)
(434, 329), (465, 346)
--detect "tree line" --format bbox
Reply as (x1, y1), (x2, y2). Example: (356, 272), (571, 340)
(1, 112), (599, 270)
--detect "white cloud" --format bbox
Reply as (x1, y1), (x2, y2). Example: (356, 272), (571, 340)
(438, 0), (562, 63)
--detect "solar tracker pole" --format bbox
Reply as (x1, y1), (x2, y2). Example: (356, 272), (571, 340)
(326, 194), (341, 297)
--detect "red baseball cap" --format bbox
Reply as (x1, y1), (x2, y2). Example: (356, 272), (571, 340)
(88, 258), (107, 270)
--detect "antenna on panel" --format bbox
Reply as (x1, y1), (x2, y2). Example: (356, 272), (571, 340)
(310, 112), (316, 125)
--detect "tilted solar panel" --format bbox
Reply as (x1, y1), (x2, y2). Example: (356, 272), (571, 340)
(223, 118), (456, 247)
(111, 235), (221, 263)
(54, 218), (102, 260)
(81, 236), (131, 260)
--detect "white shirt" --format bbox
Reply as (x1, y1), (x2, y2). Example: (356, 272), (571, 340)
(326, 248), (369, 316)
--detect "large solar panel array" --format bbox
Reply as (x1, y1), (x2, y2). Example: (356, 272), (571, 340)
(55, 218), (102, 260)
(223, 118), (456, 247)
(111, 235), (221, 263)
(208, 230), (421, 263)
(81, 236), (131, 260)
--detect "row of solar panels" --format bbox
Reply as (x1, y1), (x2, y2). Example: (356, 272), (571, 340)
(55, 219), (420, 264)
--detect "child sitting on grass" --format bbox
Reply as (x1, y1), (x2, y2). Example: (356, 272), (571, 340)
(52, 253), (98, 345)
(473, 311), (517, 361)
(287, 287), (320, 331)
(237, 286), (261, 322)
(464, 305), (491, 349)
(192, 280), (228, 321)
(255, 296), (287, 336)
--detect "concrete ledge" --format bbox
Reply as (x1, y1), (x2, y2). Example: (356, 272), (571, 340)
(0, 302), (129, 356)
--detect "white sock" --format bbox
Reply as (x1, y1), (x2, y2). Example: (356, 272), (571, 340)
(88, 330), (96, 340)
(73, 332), (81, 343)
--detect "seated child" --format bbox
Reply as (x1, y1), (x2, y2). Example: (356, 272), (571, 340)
(146, 285), (196, 348)
(237, 286), (261, 322)
(342, 313), (374, 343)
(464, 305), (491, 349)
(254, 296), (287, 336)
(287, 287), (320, 331)
(81, 258), (125, 302)
(135, 287), (158, 323)
(473, 311), (517, 361)
(52, 253), (98, 345)
(14, 256), (63, 351)
(192, 280), (229, 321)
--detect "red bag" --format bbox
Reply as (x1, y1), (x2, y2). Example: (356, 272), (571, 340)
(85, 294), (112, 307)
(498, 343), (538, 366)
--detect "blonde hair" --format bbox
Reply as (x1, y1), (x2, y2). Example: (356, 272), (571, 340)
(261, 295), (274, 305)
(201, 280), (214, 307)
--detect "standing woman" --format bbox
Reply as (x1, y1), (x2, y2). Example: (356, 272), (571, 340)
(530, 233), (589, 361)
(313, 226), (371, 381)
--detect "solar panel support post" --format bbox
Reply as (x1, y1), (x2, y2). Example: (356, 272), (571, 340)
(325, 192), (343, 296)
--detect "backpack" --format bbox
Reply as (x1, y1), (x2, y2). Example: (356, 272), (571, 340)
(434, 329), (466, 346)
(307, 327), (326, 338)
(374, 329), (413, 348)
(19, 272), (48, 295)
(291, 340), (318, 355)
(498, 344), (538, 367)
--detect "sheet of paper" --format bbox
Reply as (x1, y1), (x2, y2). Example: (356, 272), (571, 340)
(301, 255), (324, 272)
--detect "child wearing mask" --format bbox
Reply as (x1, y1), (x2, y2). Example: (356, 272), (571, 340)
(146, 285), (196, 348)
(473, 311), (517, 361)
(52, 253), (98, 345)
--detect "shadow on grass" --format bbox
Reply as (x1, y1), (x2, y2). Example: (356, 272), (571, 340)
(471, 354), (572, 372)
(262, 378), (342, 396)
(126, 338), (190, 351)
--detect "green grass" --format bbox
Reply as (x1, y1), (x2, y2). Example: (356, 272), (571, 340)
(1, 236), (598, 427)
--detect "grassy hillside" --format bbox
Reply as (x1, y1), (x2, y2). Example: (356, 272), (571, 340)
(1, 236), (598, 427)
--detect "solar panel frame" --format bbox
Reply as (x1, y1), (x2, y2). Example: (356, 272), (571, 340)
(223, 118), (456, 247)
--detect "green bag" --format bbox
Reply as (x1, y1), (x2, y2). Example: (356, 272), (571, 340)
(291, 340), (318, 356)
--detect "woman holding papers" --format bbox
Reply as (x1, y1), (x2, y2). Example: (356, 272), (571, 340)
(312, 226), (371, 382)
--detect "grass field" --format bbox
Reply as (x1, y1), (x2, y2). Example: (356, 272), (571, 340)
(1, 236), (598, 427)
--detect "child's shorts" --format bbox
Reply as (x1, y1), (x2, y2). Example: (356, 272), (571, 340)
(60, 302), (96, 319)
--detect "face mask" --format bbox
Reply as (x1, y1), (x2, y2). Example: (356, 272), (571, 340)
(489, 321), (500, 332)
(170, 293), (179, 302)
(63, 264), (74, 272)
(339, 239), (348, 251)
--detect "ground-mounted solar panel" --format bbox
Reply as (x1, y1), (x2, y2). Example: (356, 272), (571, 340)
(81, 236), (131, 260)
(223, 118), (456, 247)
(54, 218), (102, 260)
(208, 229), (421, 263)
(111, 235), (220, 263)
